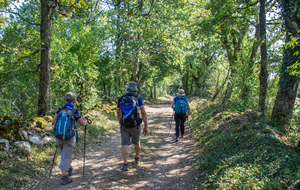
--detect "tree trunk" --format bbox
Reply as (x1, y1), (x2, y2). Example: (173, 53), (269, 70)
(38, 0), (51, 116)
(185, 72), (189, 95)
(212, 68), (230, 101)
(103, 82), (106, 101)
(146, 82), (153, 99)
(241, 24), (260, 100)
(154, 82), (157, 99)
(181, 74), (186, 92)
(222, 68), (236, 103)
(221, 25), (247, 103)
(271, 0), (300, 128)
(258, 0), (268, 118)
(77, 82), (84, 111)
(130, 35), (140, 82)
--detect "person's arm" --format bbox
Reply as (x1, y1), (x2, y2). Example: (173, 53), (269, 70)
(140, 106), (148, 136)
(117, 108), (122, 122)
(171, 100), (175, 109)
(77, 117), (87, 127)
(186, 102), (190, 118)
(52, 113), (58, 127)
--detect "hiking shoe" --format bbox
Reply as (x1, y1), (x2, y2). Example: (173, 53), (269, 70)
(175, 136), (179, 142)
(180, 134), (184, 139)
(123, 164), (129, 171)
(68, 167), (73, 176)
(61, 175), (73, 185)
(135, 157), (140, 164)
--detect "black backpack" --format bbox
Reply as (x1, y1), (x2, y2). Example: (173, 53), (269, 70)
(119, 94), (143, 128)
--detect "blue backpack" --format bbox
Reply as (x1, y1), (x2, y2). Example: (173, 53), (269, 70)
(174, 96), (187, 114)
(54, 107), (76, 140)
(119, 94), (142, 128)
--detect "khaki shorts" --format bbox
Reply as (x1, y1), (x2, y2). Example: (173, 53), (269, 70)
(120, 125), (142, 145)
(55, 137), (76, 171)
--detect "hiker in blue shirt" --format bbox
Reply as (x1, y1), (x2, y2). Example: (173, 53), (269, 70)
(51, 92), (87, 185)
(117, 81), (148, 171)
(171, 89), (190, 142)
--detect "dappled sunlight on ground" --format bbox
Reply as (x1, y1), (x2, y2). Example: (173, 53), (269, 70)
(35, 97), (198, 190)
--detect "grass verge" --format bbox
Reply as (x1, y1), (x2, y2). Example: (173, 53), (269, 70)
(190, 98), (300, 189)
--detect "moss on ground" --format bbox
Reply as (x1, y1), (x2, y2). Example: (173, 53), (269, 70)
(30, 117), (47, 129)
(0, 108), (119, 189)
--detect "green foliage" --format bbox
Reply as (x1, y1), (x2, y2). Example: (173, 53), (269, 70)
(190, 98), (300, 189)
(2, 0), (299, 188)
(0, 108), (118, 189)
(286, 32), (300, 77)
(0, 116), (27, 141)
(0, 0), (285, 119)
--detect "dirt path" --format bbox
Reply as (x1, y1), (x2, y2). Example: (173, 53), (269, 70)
(36, 98), (198, 190)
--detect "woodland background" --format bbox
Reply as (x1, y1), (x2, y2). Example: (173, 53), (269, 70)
(1, 0), (300, 189)
(0, 0), (300, 129)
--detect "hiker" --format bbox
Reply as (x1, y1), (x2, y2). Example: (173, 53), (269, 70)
(117, 81), (148, 171)
(51, 92), (87, 185)
(171, 89), (190, 142)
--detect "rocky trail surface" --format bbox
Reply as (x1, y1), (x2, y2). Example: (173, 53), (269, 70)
(35, 98), (199, 190)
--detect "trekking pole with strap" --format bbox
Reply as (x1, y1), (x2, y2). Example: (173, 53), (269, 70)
(168, 111), (174, 136)
(49, 145), (58, 179)
(83, 117), (92, 177)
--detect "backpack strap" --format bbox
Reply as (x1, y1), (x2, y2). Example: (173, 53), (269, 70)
(119, 94), (140, 107)
(70, 108), (76, 130)
(55, 105), (65, 126)
(134, 94), (140, 107)
(177, 96), (186, 100)
(118, 95), (123, 104)
(56, 105), (65, 116)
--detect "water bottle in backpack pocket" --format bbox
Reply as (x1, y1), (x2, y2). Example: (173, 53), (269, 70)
(174, 96), (187, 114)
(54, 108), (76, 140)
(120, 95), (142, 128)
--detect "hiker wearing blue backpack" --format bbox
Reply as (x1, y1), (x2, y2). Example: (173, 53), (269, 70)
(171, 89), (190, 142)
(117, 81), (148, 171)
(51, 92), (88, 185)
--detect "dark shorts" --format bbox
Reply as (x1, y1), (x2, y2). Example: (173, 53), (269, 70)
(120, 125), (142, 146)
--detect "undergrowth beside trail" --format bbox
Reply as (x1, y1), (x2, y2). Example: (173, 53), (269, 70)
(0, 109), (119, 190)
(190, 98), (300, 189)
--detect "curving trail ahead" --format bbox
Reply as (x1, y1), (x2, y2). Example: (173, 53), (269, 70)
(36, 97), (198, 190)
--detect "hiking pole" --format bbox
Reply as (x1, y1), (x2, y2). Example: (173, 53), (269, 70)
(168, 111), (174, 136)
(83, 117), (92, 177)
(49, 145), (58, 179)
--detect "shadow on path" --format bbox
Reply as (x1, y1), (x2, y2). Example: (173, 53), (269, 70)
(37, 98), (198, 190)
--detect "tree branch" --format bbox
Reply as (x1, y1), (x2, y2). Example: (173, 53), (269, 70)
(4, 10), (40, 26)
(9, 48), (42, 68)
(50, 0), (77, 8)
(237, 0), (260, 10)
(0, 69), (39, 86)
(139, 0), (155, 16)
(54, 9), (69, 17)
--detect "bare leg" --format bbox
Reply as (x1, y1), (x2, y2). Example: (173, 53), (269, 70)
(121, 145), (129, 164)
(134, 143), (141, 158)
(62, 170), (68, 176)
